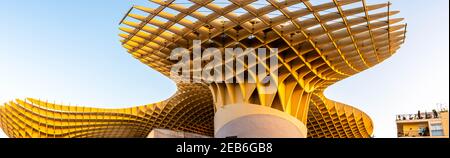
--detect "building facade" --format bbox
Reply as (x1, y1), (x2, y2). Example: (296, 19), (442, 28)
(396, 110), (449, 138)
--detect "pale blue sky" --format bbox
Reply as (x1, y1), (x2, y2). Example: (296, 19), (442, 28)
(0, 0), (448, 138)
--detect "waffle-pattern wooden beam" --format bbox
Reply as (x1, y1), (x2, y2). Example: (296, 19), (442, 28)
(307, 94), (373, 138)
(0, 0), (406, 138)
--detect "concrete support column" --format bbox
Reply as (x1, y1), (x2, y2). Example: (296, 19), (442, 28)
(215, 104), (307, 138)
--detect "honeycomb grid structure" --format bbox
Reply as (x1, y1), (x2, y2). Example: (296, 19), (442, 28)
(0, 0), (406, 138)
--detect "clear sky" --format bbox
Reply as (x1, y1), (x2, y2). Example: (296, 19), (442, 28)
(0, 0), (448, 138)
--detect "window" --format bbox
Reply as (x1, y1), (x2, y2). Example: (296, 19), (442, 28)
(431, 123), (444, 136)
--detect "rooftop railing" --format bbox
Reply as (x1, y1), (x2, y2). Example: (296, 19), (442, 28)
(396, 109), (447, 121)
